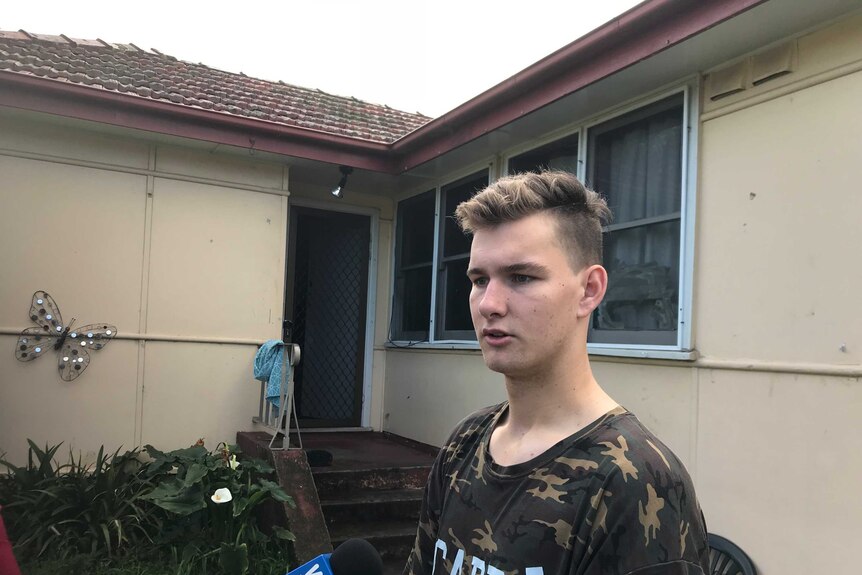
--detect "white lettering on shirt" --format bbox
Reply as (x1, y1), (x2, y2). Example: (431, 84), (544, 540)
(433, 538), (542, 575)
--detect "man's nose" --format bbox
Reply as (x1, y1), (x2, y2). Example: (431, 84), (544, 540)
(477, 280), (508, 317)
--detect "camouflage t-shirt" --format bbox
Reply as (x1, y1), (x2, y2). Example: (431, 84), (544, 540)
(404, 404), (709, 575)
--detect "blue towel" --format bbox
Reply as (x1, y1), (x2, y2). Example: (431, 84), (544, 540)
(254, 339), (289, 409)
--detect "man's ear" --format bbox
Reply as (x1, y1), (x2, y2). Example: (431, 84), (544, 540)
(577, 265), (608, 318)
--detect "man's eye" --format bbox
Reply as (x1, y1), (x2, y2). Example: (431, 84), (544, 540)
(472, 277), (488, 287)
(512, 274), (532, 284)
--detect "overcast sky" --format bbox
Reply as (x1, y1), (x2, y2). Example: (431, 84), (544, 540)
(4, 1), (643, 118)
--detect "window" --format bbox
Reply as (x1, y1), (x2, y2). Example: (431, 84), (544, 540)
(587, 94), (684, 346)
(508, 132), (579, 176)
(392, 169), (489, 342)
(505, 91), (689, 350)
(392, 190), (435, 341)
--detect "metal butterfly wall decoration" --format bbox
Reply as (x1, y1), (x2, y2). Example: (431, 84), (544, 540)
(15, 290), (117, 381)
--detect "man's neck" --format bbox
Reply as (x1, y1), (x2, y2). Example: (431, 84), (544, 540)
(505, 357), (615, 431)
(489, 355), (618, 466)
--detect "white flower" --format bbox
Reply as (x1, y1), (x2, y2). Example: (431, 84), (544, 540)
(229, 454), (240, 470)
(211, 488), (233, 504)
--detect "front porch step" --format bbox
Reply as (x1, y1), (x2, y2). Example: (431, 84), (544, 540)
(313, 465), (432, 498)
(321, 488), (423, 526)
(329, 519), (417, 562)
(295, 431), (436, 571)
(237, 429), (435, 570)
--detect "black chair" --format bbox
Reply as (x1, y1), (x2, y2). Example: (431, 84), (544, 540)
(708, 533), (756, 575)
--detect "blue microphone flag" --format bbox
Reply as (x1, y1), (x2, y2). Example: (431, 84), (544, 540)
(287, 553), (334, 575)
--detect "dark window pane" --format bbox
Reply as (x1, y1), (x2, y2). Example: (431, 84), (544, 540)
(593, 220), (680, 333)
(398, 190), (436, 267)
(442, 172), (487, 257)
(508, 133), (579, 175)
(589, 95), (683, 224)
(586, 94), (685, 346)
(394, 190), (436, 339)
(436, 170), (487, 340)
(397, 267), (432, 335)
(438, 258), (474, 336)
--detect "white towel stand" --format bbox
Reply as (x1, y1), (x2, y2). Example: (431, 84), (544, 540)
(268, 342), (302, 450)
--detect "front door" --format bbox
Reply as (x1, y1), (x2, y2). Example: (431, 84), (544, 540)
(285, 207), (370, 427)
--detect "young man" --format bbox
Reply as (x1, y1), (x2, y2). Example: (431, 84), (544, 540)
(404, 171), (709, 575)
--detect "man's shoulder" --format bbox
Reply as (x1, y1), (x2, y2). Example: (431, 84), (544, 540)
(575, 411), (710, 574)
(585, 410), (692, 481)
(441, 402), (506, 447)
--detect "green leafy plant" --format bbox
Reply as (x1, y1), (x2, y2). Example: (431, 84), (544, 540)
(1, 440), (296, 575)
(0, 440), (158, 562)
(140, 442), (295, 575)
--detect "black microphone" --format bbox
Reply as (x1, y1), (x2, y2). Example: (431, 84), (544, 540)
(287, 538), (384, 575)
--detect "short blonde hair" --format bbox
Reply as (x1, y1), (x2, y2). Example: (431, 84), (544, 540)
(455, 170), (611, 270)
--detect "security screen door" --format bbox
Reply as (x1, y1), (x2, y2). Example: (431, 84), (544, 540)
(285, 207), (370, 427)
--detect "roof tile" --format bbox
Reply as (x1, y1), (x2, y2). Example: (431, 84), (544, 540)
(0, 30), (432, 143)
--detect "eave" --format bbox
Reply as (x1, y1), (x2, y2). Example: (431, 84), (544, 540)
(0, 71), (398, 173)
(391, 0), (767, 171)
(0, 0), (825, 176)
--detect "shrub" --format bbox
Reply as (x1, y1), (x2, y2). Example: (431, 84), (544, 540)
(141, 442), (295, 574)
(0, 440), (296, 575)
(0, 441), (157, 561)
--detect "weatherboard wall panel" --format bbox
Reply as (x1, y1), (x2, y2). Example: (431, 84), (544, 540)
(0, 110), (150, 169)
(0, 154), (147, 331)
(697, 369), (861, 575)
(139, 341), (260, 450)
(146, 177), (285, 340)
(696, 70), (862, 365)
(154, 145), (284, 190)
(0, 114), (290, 463)
(0, 338), (139, 466)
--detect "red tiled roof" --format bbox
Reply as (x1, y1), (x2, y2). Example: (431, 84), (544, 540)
(0, 30), (431, 144)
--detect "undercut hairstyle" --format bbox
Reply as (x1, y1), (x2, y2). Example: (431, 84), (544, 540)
(455, 170), (611, 270)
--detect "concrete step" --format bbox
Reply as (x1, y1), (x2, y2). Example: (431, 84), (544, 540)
(384, 559), (407, 575)
(237, 430), (433, 570)
(321, 488), (423, 526)
(313, 465), (431, 498)
(329, 519), (417, 563)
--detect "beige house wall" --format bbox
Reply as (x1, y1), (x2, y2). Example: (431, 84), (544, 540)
(692, 25), (862, 571)
(0, 111), (398, 464)
(382, 14), (862, 575)
(0, 113), (290, 464)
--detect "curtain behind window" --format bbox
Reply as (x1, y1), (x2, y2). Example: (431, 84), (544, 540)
(589, 95), (683, 344)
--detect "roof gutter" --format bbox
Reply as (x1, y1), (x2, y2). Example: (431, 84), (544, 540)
(391, 0), (767, 172)
(0, 71), (399, 173)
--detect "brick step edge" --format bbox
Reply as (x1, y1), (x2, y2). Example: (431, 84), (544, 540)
(313, 466), (433, 496)
(312, 465), (432, 479)
(320, 488), (424, 506)
(329, 520), (417, 544)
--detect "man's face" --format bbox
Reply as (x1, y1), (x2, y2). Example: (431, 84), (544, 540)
(467, 212), (589, 380)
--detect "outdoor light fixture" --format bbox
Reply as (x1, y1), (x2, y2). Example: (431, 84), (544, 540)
(331, 166), (353, 198)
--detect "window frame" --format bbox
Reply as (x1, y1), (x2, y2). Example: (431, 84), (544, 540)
(434, 170), (489, 341)
(585, 92), (685, 348)
(500, 83), (699, 359)
(389, 160), (495, 347)
(391, 188), (437, 343)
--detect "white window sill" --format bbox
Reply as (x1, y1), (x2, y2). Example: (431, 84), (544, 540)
(384, 341), (698, 361)
(587, 346), (698, 361)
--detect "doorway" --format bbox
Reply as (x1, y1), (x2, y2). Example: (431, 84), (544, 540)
(285, 206), (371, 428)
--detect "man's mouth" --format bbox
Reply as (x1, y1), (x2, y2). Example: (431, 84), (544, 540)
(482, 329), (511, 343)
